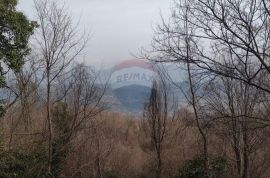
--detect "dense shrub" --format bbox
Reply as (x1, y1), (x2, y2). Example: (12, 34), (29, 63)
(104, 170), (123, 178)
(51, 102), (73, 177)
(174, 156), (227, 178)
(0, 149), (45, 178)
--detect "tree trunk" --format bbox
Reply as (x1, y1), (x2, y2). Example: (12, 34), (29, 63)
(47, 71), (53, 175)
(156, 147), (162, 178)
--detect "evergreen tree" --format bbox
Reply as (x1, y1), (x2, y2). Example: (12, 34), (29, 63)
(0, 0), (36, 116)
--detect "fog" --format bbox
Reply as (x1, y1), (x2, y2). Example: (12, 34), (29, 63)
(18, 0), (172, 67)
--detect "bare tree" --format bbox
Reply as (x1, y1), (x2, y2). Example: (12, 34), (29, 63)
(15, 53), (42, 132)
(149, 0), (210, 173)
(63, 64), (106, 140)
(147, 1), (270, 176)
(203, 74), (270, 178)
(141, 72), (176, 178)
(34, 0), (88, 174)
(69, 112), (116, 178)
(0, 48), (44, 151)
(52, 63), (107, 177)
(150, 0), (270, 97)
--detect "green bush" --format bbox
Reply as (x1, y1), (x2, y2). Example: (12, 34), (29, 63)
(104, 170), (123, 178)
(174, 156), (227, 178)
(0, 150), (45, 178)
(51, 102), (73, 177)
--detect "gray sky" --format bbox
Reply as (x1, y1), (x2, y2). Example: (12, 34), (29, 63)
(18, 0), (172, 67)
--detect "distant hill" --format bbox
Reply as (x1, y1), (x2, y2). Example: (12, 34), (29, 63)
(102, 80), (189, 115)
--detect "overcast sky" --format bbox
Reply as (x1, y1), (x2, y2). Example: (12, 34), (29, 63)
(18, 0), (172, 67)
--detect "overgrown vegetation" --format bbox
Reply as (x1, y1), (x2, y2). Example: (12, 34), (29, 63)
(175, 156), (227, 178)
(0, 0), (270, 177)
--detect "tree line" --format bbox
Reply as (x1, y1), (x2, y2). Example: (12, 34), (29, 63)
(1, 0), (270, 178)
